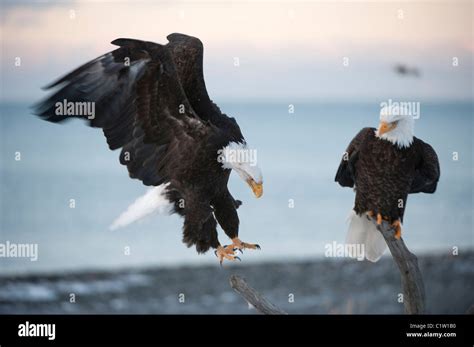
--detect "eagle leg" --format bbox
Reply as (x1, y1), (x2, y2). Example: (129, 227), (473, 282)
(376, 212), (392, 226)
(391, 220), (402, 239)
(224, 238), (261, 253)
(214, 245), (240, 265)
(376, 213), (383, 225)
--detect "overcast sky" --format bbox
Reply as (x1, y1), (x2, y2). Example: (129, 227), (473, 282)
(1, 0), (472, 102)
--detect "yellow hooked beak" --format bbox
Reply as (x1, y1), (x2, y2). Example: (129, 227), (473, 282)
(247, 179), (263, 198)
(378, 121), (397, 136)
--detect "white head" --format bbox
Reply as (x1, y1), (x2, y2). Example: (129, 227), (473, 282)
(375, 106), (415, 148)
(219, 142), (263, 198)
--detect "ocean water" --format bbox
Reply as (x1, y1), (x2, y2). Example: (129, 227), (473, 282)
(0, 101), (472, 275)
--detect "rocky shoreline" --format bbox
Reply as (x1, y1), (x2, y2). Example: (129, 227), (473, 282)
(1, 252), (473, 314)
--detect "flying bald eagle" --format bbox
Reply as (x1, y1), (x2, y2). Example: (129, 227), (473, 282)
(34, 33), (263, 264)
(335, 107), (440, 262)
(394, 64), (421, 77)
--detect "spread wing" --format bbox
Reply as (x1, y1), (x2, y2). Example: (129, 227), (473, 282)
(33, 34), (238, 186)
(166, 33), (244, 143)
(335, 127), (374, 188)
(410, 139), (440, 194)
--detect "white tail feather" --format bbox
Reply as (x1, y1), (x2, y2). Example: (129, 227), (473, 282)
(346, 210), (388, 262)
(110, 183), (173, 230)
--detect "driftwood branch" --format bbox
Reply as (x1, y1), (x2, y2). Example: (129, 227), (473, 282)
(229, 275), (287, 314)
(372, 218), (426, 314)
(230, 219), (424, 315)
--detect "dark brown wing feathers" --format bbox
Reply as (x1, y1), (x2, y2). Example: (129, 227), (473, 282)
(33, 34), (243, 187)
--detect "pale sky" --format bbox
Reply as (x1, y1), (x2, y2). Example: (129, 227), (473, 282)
(1, 0), (473, 102)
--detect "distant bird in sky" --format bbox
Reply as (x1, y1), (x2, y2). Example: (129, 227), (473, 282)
(34, 33), (263, 264)
(394, 63), (421, 77)
(335, 107), (440, 262)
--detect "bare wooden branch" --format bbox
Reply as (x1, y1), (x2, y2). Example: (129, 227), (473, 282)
(230, 220), (424, 315)
(229, 275), (287, 315)
(372, 218), (426, 314)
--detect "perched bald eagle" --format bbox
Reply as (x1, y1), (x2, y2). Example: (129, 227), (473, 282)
(34, 33), (263, 264)
(335, 108), (440, 262)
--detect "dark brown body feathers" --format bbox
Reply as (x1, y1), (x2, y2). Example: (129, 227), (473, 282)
(336, 127), (440, 223)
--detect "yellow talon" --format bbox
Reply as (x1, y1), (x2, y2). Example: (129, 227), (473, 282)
(214, 245), (240, 265)
(392, 220), (402, 239)
(376, 213), (383, 225)
(225, 237), (261, 252)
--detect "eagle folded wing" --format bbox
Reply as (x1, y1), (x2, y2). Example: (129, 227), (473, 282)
(335, 127), (374, 188)
(410, 140), (440, 194)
